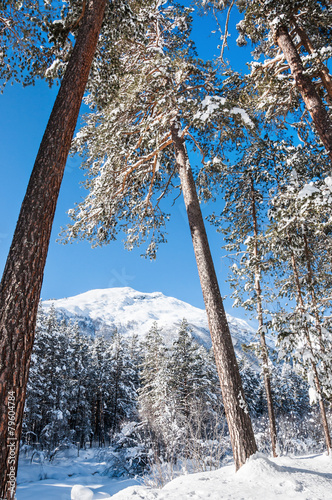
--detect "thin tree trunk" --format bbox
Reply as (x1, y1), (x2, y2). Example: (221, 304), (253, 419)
(171, 121), (257, 471)
(249, 175), (278, 457)
(302, 232), (327, 357)
(99, 393), (105, 447)
(275, 24), (332, 161)
(111, 358), (120, 434)
(93, 392), (105, 447)
(0, 1), (107, 497)
(302, 232), (332, 413)
(290, 249), (332, 453)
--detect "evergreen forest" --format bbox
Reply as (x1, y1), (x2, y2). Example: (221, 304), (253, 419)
(22, 308), (323, 480)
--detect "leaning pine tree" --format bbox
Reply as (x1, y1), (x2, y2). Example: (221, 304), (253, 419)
(0, 0), (140, 496)
(63, 1), (257, 469)
(235, 0), (332, 158)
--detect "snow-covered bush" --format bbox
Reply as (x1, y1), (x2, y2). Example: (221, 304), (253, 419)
(107, 422), (149, 477)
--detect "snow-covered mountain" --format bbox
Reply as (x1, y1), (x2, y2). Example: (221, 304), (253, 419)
(42, 287), (255, 350)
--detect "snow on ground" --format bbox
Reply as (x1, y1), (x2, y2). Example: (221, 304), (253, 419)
(111, 453), (332, 500)
(16, 449), (139, 500)
(16, 451), (332, 499)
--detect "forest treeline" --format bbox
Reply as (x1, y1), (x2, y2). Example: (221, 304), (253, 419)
(22, 307), (325, 476)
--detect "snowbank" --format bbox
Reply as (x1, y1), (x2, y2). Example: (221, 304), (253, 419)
(110, 453), (332, 500)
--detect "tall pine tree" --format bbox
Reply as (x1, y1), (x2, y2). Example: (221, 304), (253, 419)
(63, 1), (257, 469)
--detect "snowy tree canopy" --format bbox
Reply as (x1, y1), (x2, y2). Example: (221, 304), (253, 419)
(61, 0), (255, 258)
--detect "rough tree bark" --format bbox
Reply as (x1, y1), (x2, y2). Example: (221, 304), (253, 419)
(171, 121), (257, 471)
(0, 1), (107, 497)
(275, 24), (332, 161)
(249, 174), (278, 457)
(293, 22), (332, 103)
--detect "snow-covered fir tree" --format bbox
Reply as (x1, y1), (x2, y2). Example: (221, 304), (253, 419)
(106, 329), (139, 435)
(24, 307), (139, 451)
(138, 322), (172, 458)
(66, 321), (93, 447)
(167, 320), (224, 460)
(267, 148), (332, 452)
(24, 305), (71, 449)
(168, 320), (222, 429)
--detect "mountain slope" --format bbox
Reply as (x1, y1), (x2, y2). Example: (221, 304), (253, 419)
(42, 287), (255, 350)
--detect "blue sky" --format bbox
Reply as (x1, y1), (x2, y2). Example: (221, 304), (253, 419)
(0, 4), (255, 324)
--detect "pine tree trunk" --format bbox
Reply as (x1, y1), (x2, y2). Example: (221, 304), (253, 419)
(275, 24), (332, 161)
(111, 363), (119, 434)
(249, 175), (278, 457)
(0, 1), (107, 497)
(93, 392), (105, 447)
(290, 249), (332, 453)
(293, 22), (332, 103)
(171, 121), (257, 470)
(99, 394), (105, 447)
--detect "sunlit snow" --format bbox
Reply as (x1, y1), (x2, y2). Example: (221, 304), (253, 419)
(16, 452), (332, 499)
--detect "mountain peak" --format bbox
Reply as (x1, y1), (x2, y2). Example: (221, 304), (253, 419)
(42, 287), (255, 350)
